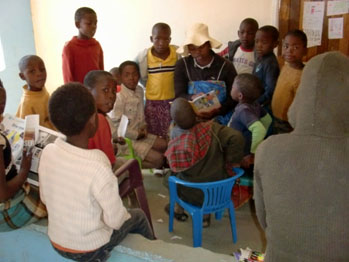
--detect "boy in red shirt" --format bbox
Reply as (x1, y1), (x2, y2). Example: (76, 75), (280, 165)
(62, 7), (104, 83)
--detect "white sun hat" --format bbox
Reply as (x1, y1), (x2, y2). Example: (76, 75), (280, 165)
(177, 23), (222, 56)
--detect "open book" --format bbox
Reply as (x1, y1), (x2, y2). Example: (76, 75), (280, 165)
(189, 90), (221, 114)
(2, 114), (65, 186)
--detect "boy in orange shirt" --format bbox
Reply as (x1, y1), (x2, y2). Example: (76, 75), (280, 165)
(272, 30), (307, 134)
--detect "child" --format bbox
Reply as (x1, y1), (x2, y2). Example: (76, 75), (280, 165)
(83, 70), (117, 167)
(164, 97), (244, 226)
(253, 25), (280, 110)
(16, 55), (55, 130)
(135, 22), (181, 138)
(229, 73), (271, 168)
(219, 18), (259, 74)
(272, 30), (307, 134)
(109, 67), (121, 93)
(0, 79), (46, 232)
(39, 83), (154, 261)
(109, 61), (167, 169)
(62, 7), (104, 83)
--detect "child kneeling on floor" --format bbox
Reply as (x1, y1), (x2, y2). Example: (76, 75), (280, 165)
(163, 98), (244, 227)
(38, 83), (154, 262)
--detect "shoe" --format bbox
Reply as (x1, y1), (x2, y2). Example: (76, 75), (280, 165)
(164, 203), (188, 222)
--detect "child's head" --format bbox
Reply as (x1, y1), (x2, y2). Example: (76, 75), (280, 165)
(49, 83), (97, 138)
(84, 70), (116, 115)
(75, 7), (97, 39)
(0, 79), (6, 118)
(170, 98), (196, 130)
(231, 73), (264, 104)
(150, 23), (171, 57)
(18, 55), (46, 91)
(255, 25), (279, 58)
(109, 67), (121, 85)
(282, 30), (307, 67)
(119, 61), (140, 91)
(238, 18), (259, 50)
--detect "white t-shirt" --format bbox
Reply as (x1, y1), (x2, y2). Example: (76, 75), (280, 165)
(233, 47), (255, 74)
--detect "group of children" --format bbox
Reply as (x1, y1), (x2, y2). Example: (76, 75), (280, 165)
(0, 5), (310, 261)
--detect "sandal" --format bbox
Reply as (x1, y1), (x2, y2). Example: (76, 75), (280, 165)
(165, 204), (188, 222)
(203, 214), (211, 228)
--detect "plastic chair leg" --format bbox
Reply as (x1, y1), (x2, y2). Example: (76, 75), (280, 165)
(168, 201), (175, 232)
(192, 211), (203, 247)
(228, 203), (238, 243)
(215, 210), (224, 220)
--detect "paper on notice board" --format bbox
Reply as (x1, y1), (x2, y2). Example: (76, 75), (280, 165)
(327, 0), (349, 16)
(303, 1), (325, 47)
(117, 114), (129, 137)
(328, 17), (344, 39)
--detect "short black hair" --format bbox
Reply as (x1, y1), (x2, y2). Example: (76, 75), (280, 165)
(235, 73), (264, 103)
(170, 98), (196, 129)
(109, 67), (119, 75)
(240, 18), (259, 31)
(49, 83), (96, 136)
(74, 7), (96, 22)
(258, 25), (279, 42)
(285, 29), (308, 47)
(18, 55), (44, 72)
(152, 22), (171, 35)
(84, 70), (115, 91)
(119, 61), (140, 75)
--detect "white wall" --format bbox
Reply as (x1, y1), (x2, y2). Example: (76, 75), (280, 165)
(31, 0), (279, 93)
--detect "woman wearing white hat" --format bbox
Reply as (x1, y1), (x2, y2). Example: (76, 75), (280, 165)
(174, 23), (237, 124)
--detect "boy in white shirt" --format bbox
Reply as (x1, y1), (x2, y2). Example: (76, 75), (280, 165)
(39, 83), (154, 262)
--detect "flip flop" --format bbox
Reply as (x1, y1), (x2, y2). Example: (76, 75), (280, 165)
(165, 204), (188, 222)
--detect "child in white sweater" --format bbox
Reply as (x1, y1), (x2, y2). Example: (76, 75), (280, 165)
(38, 83), (154, 261)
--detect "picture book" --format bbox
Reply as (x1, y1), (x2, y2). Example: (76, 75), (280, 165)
(189, 90), (221, 114)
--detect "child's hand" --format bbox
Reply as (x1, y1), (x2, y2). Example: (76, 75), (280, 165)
(191, 92), (205, 100)
(114, 137), (126, 145)
(240, 154), (254, 169)
(19, 147), (32, 175)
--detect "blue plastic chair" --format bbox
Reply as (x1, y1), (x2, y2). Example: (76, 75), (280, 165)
(168, 168), (244, 247)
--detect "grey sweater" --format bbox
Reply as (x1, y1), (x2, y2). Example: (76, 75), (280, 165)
(254, 52), (349, 261)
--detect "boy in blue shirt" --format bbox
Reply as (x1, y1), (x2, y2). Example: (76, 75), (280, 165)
(253, 26), (280, 110)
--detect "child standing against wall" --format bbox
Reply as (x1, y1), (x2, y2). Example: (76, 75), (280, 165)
(219, 18), (259, 74)
(272, 30), (307, 134)
(253, 26), (280, 111)
(110, 61), (167, 170)
(135, 23), (181, 139)
(62, 7), (104, 83)
(16, 55), (55, 129)
(39, 83), (154, 261)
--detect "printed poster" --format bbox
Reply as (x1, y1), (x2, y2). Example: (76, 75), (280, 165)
(328, 17), (344, 39)
(303, 1), (325, 47)
(327, 0), (349, 16)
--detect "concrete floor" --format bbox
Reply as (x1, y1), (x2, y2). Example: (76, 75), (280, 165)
(140, 170), (267, 256)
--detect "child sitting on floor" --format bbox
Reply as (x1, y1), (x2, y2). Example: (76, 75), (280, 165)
(219, 18), (259, 74)
(109, 61), (167, 169)
(0, 79), (46, 232)
(164, 97), (244, 226)
(39, 83), (154, 261)
(83, 70), (118, 168)
(229, 73), (272, 169)
(272, 29), (307, 134)
(16, 55), (55, 129)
